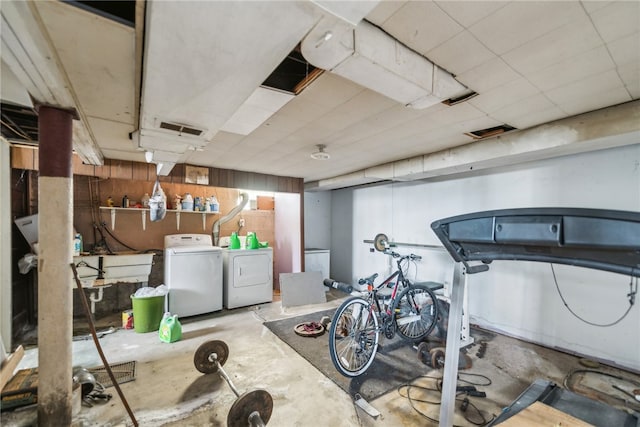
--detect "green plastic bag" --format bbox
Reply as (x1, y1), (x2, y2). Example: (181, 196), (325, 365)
(159, 313), (182, 343)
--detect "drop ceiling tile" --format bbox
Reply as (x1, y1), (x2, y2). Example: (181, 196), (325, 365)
(617, 62), (640, 98)
(589, 1), (640, 43)
(468, 78), (540, 114)
(545, 69), (630, 115)
(488, 94), (556, 125)
(581, 1), (613, 14)
(526, 46), (615, 92)
(37, 2), (136, 125)
(502, 15), (603, 75)
(316, 90), (397, 133)
(426, 30), (496, 75)
(208, 130), (245, 148)
(365, 0), (407, 26)
(607, 31), (640, 67)
(278, 98), (335, 124)
(456, 57), (521, 93)
(86, 117), (135, 151)
(380, 1), (463, 56)
(469, 1), (585, 55)
(296, 73), (364, 108)
(427, 101), (488, 125)
(449, 115), (504, 136)
(557, 85), (631, 116)
(505, 106), (566, 130)
(435, 1), (509, 28)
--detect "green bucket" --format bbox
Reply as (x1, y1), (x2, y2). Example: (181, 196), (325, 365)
(130, 294), (165, 333)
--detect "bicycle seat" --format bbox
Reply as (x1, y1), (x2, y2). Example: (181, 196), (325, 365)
(358, 273), (378, 285)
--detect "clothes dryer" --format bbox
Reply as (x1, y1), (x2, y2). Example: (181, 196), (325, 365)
(223, 247), (273, 309)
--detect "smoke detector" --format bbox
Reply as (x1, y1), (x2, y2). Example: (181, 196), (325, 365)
(310, 144), (330, 160)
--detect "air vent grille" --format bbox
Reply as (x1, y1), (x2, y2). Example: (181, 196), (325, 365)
(442, 91), (478, 106)
(466, 124), (516, 140)
(159, 121), (204, 136)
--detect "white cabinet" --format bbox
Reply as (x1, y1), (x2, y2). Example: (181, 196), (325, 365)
(304, 248), (330, 280)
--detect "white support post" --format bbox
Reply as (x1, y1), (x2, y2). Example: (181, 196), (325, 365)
(439, 262), (466, 426)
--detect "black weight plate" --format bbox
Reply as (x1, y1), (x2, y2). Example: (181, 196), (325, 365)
(430, 347), (445, 368)
(194, 340), (229, 374)
(373, 233), (388, 252)
(228, 389), (273, 427)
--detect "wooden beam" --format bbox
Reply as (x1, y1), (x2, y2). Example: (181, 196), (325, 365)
(0, 345), (24, 391)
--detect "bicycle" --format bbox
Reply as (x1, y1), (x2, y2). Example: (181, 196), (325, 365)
(328, 237), (439, 377)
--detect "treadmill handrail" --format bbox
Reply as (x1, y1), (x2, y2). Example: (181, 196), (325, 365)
(431, 208), (640, 277)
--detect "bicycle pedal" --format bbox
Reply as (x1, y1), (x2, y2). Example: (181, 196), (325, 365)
(354, 394), (380, 418)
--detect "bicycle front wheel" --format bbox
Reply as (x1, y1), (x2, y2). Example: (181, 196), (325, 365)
(328, 296), (379, 377)
(392, 284), (438, 341)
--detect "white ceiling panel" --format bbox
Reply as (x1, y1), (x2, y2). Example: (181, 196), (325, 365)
(588, 1), (640, 43)
(489, 94), (557, 126)
(4, 0), (638, 188)
(506, 106), (567, 131)
(36, 1), (135, 125)
(618, 62), (640, 99)
(426, 30), (496, 75)
(469, 1), (585, 55)
(502, 15), (603, 75)
(526, 46), (615, 92)
(85, 117), (135, 151)
(380, 1), (463, 55)
(435, 1), (509, 28)
(295, 73), (364, 108)
(456, 57), (521, 93)
(607, 32), (640, 67)
(365, 0), (407, 26)
(469, 78), (540, 115)
(546, 69), (631, 115)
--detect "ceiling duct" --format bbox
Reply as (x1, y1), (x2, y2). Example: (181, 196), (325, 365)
(301, 18), (469, 110)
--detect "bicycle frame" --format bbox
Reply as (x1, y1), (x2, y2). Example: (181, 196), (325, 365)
(362, 252), (413, 324)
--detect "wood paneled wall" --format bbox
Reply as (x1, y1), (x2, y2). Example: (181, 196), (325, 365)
(10, 146), (303, 194)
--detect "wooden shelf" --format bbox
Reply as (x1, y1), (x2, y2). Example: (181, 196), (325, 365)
(99, 207), (219, 231)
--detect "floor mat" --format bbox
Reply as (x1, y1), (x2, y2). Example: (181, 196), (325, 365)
(88, 360), (136, 388)
(263, 308), (429, 401)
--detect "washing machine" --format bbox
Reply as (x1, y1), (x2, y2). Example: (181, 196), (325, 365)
(164, 234), (223, 317)
(223, 247), (273, 309)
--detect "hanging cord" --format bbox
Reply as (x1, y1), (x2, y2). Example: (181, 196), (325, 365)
(551, 264), (637, 327)
(564, 369), (640, 410)
(396, 374), (495, 426)
(70, 263), (138, 426)
(98, 221), (139, 252)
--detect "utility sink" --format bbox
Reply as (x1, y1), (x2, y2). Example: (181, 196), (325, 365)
(73, 253), (154, 287)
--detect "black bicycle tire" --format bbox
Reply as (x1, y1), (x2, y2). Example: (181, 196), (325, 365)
(392, 284), (439, 342)
(328, 296), (379, 377)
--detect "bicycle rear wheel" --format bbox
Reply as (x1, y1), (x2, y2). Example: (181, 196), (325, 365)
(392, 284), (438, 341)
(328, 296), (379, 377)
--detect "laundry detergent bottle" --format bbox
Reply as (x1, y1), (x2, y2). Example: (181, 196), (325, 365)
(159, 313), (182, 343)
(229, 232), (241, 249)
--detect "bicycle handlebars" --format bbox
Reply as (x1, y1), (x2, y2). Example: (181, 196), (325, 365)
(383, 249), (422, 262)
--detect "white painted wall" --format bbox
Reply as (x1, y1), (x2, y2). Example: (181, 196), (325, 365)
(303, 191), (331, 249)
(329, 144), (640, 370)
(0, 139), (11, 351)
(274, 192), (302, 283)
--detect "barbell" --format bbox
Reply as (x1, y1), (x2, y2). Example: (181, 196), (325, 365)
(194, 340), (273, 427)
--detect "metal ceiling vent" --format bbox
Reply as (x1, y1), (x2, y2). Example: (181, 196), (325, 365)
(466, 124), (517, 140)
(158, 121), (204, 137)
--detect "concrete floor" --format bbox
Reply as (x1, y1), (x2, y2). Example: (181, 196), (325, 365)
(3, 290), (640, 426)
